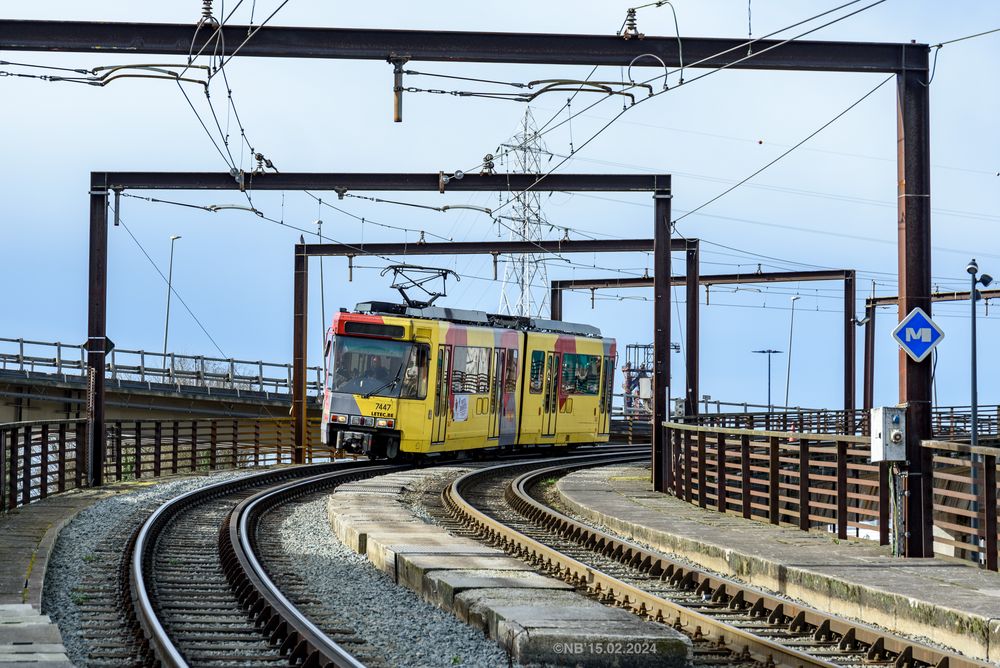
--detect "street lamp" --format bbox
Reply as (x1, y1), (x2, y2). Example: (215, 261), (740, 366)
(752, 349), (784, 408)
(967, 259), (993, 446)
(784, 295), (801, 408)
(162, 235), (182, 371)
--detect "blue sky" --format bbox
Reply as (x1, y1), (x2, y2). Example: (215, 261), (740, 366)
(1, 1), (997, 410)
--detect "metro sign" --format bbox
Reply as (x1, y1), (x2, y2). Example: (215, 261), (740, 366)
(892, 307), (944, 363)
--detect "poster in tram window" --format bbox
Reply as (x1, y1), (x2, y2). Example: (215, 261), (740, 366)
(453, 394), (469, 422)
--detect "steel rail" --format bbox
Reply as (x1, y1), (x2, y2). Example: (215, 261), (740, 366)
(508, 460), (987, 668)
(222, 465), (409, 668)
(127, 461), (381, 667)
(444, 456), (981, 668)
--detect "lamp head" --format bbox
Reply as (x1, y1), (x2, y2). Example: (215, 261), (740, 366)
(790, 295), (801, 302)
(981, 273), (994, 288)
(170, 235), (181, 241)
(967, 258), (979, 275)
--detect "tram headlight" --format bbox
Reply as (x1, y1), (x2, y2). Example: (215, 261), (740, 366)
(375, 418), (395, 429)
(332, 414), (348, 424)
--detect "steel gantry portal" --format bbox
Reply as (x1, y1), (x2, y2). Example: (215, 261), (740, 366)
(85, 171), (672, 482)
(551, 268), (859, 427)
(35, 17), (934, 556)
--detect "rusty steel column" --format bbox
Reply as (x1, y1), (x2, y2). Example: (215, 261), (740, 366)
(863, 300), (876, 410)
(897, 64), (933, 557)
(844, 271), (856, 431)
(86, 182), (108, 487)
(550, 283), (563, 321)
(685, 240), (700, 419)
(292, 244), (308, 464)
(652, 191), (672, 492)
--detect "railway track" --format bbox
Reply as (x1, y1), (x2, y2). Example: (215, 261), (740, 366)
(439, 455), (987, 668)
(125, 461), (405, 667)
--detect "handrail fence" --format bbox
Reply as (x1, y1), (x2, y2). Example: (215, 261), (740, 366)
(0, 336), (324, 396)
(1, 416), (327, 512)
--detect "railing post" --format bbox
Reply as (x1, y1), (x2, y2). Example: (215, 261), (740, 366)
(210, 420), (218, 470)
(21, 424), (32, 506)
(190, 420), (198, 471)
(697, 431), (707, 508)
(769, 435), (780, 524)
(74, 421), (85, 490)
(798, 438), (810, 531)
(39, 424), (49, 499)
(153, 422), (162, 478)
(879, 462), (890, 546)
(683, 430), (693, 503)
(114, 421), (122, 481)
(171, 421), (179, 474)
(134, 421), (142, 479)
(251, 420), (260, 466)
(740, 433), (751, 519)
(8, 428), (18, 509)
(57, 423), (67, 494)
(981, 452), (997, 571)
(0, 429), (7, 511)
(836, 439), (848, 540)
(740, 434), (753, 519)
(716, 432), (726, 513)
(232, 419), (238, 469)
(673, 429), (683, 498)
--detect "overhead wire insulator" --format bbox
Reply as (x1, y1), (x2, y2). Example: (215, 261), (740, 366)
(481, 153), (496, 175)
(201, 0), (214, 22)
(621, 8), (644, 40)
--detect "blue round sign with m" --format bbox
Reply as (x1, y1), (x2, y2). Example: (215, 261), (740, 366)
(892, 307), (944, 363)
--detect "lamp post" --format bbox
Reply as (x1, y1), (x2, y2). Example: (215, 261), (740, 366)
(162, 235), (182, 371)
(752, 349), (784, 408)
(967, 259), (993, 446)
(784, 295), (801, 408)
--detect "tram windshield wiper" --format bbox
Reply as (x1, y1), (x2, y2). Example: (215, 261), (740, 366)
(361, 362), (404, 399)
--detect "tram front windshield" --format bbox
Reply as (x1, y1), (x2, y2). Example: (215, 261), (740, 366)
(327, 336), (413, 398)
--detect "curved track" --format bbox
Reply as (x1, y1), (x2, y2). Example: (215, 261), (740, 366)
(126, 462), (403, 667)
(442, 456), (988, 668)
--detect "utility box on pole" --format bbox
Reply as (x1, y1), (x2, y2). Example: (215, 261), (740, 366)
(871, 406), (907, 462)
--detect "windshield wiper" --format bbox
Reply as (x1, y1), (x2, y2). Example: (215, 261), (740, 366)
(361, 363), (404, 399)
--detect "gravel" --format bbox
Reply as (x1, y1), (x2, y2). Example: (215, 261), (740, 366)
(275, 493), (517, 668)
(42, 469), (265, 666)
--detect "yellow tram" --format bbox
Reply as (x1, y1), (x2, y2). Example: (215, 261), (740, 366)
(321, 302), (616, 459)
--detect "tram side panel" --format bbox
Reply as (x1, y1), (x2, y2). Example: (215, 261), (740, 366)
(518, 333), (615, 446)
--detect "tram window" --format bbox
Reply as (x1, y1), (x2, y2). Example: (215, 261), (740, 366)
(528, 351), (545, 394)
(400, 343), (430, 400)
(504, 349), (519, 392)
(452, 346), (491, 394)
(560, 354), (601, 395)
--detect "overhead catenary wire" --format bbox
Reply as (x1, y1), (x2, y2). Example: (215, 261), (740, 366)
(463, 0), (891, 220)
(111, 206), (228, 357)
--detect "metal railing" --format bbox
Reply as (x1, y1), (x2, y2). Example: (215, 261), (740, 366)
(664, 421), (883, 542)
(663, 421), (1000, 572)
(0, 416), (328, 512)
(677, 405), (1000, 441)
(0, 337), (324, 396)
(924, 440), (998, 570)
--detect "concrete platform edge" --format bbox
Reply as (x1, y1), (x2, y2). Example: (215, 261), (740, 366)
(556, 467), (1000, 664)
(327, 471), (692, 667)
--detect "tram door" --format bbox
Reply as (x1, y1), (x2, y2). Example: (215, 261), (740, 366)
(432, 345), (451, 444)
(542, 352), (559, 437)
(597, 356), (612, 435)
(488, 348), (503, 439)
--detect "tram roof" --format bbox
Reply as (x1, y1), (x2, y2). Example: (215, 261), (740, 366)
(353, 301), (603, 338)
